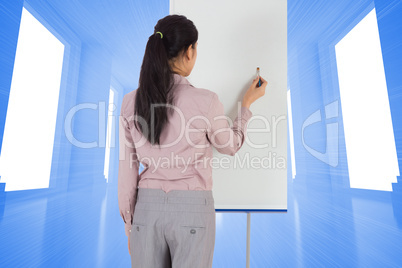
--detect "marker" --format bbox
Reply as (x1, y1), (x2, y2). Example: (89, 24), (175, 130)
(256, 67), (261, 87)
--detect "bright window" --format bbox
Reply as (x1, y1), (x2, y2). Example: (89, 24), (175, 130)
(0, 7), (65, 191)
(335, 8), (399, 191)
(104, 88), (116, 182)
(287, 89), (296, 179)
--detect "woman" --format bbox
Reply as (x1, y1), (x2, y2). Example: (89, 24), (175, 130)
(118, 14), (267, 268)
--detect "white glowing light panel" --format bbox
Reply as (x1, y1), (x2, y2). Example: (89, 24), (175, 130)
(335, 8), (399, 191)
(104, 88), (115, 182)
(288, 90), (296, 179)
(0, 7), (65, 191)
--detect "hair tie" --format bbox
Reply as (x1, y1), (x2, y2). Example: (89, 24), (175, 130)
(156, 31), (163, 39)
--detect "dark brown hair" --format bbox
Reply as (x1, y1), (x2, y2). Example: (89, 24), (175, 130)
(133, 14), (198, 146)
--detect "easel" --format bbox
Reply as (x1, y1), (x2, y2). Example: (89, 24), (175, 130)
(243, 210), (287, 268)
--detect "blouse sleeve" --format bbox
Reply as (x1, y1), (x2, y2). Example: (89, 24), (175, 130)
(206, 92), (253, 156)
(118, 96), (140, 237)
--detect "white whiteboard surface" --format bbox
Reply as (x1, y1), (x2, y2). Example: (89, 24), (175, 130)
(171, 0), (287, 211)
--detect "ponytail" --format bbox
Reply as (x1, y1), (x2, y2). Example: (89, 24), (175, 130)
(133, 15), (198, 146)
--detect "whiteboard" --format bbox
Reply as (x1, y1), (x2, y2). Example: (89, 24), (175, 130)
(170, 0), (287, 211)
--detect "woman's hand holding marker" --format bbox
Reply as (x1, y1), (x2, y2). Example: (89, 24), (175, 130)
(242, 75), (268, 109)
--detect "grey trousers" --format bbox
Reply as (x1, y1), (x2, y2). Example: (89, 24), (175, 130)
(130, 187), (216, 268)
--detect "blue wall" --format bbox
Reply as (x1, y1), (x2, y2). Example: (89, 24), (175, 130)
(0, 0), (401, 267)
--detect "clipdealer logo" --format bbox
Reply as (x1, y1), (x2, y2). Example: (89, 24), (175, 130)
(301, 100), (339, 167)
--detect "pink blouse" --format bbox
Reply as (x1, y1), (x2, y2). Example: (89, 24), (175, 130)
(118, 73), (253, 236)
